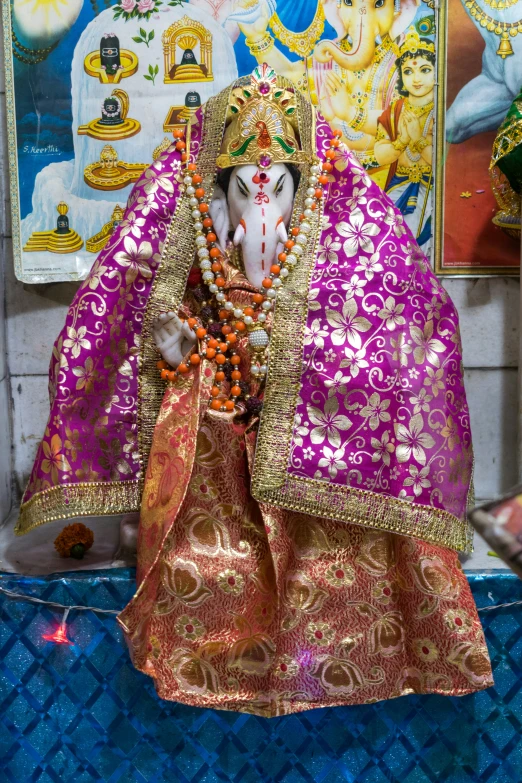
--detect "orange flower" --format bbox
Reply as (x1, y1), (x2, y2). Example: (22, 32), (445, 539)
(54, 523), (94, 558)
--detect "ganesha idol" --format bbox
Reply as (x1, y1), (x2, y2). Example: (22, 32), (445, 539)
(17, 66), (492, 717)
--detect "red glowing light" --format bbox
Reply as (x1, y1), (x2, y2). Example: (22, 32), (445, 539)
(42, 624), (72, 645)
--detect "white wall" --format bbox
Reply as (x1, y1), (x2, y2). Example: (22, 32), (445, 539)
(0, 53), (519, 517)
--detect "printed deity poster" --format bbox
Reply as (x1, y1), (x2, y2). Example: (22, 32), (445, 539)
(3, 0), (519, 282)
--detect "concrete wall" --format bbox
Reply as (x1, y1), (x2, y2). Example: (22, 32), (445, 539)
(0, 54), (519, 518)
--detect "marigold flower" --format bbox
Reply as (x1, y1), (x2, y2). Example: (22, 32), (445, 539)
(54, 523), (94, 559)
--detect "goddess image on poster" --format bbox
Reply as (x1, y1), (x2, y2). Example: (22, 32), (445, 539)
(374, 31), (435, 248)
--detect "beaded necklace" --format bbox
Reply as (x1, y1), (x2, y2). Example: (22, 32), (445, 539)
(157, 126), (341, 413)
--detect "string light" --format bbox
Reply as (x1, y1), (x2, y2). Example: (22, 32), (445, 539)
(41, 607), (73, 645)
(0, 583), (520, 646)
(0, 584), (119, 645)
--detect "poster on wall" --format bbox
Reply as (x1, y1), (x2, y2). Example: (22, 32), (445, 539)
(4, 0), (511, 282)
(438, 0), (520, 275)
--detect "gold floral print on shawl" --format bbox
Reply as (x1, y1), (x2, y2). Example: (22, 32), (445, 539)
(118, 404), (493, 718)
(160, 557), (213, 608)
(447, 642), (493, 687)
(168, 649), (221, 696)
(356, 529), (398, 576)
(310, 654), (384, 697)
(368, 611), (405, 657)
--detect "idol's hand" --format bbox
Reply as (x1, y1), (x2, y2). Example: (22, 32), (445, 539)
(397, 113), (410, 147)
(153, 312), (197, 368)
(234, 0), (272, 40)
(324, 72), (353, 123)
(403, 110), (422, 143)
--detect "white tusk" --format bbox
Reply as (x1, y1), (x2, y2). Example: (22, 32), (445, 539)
(233, 221), (246, 246)
(276, 219), (288, 243)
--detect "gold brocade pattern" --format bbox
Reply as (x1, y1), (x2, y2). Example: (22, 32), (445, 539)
(250, 87), (320, 492)
(118, 396), (492, 718)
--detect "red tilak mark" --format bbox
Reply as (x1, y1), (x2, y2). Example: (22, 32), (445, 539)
(262, 242), (265, 253)
(262, 224), (266, 235)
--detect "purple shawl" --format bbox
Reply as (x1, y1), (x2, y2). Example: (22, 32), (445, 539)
(18, 79), (473, 552)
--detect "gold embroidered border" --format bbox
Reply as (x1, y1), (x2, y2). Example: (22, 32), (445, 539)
(16, 87), (234, 537)
(16, 480), (142, 535)
(138, 86), (234, 477)
(254, 475), (473, 553)
(251, 88), (319, 492)
(251, 100), (473, 554)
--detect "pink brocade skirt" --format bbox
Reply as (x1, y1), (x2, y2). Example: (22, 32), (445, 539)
(118, 413), (493, 718)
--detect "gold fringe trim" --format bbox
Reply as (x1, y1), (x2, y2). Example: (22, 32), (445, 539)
(251, 92), (473, 554)
(15, 480), (142, 537)
(253, 474), (473, 553)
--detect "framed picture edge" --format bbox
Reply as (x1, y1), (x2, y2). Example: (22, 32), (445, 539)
(433, 0), (519, 278)
(2, 0), (26, 283)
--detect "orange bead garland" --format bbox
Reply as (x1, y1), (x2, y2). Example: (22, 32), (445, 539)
(157, 125), (339, 411)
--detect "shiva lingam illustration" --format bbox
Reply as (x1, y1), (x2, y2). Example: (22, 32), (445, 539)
(24, 203), (83, 254)
(77, 90), (140, 141)
(84, 33), (138, 84)
(163, 90), (201, 133)
(86, 204), (125, 253)
(84, 144), (147, 191)
(162, 18), (213, 84)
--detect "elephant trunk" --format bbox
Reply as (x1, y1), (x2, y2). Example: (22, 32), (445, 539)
(233, 210), (288, 289)
(314, 16), (378, 72)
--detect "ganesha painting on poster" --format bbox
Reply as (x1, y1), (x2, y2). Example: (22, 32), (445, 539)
(5, 0), (439, 282)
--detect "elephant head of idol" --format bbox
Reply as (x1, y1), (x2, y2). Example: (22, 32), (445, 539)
(210, 164), (298, 289)
(315, 0), (420, 71)
(210, 71), (307, 289)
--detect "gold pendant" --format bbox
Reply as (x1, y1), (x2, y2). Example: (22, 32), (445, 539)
(497, 31), (515, 58)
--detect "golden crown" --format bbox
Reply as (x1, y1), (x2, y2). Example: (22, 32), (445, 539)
(216, 64), (308, 170)
(399, 29), (435, 58)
